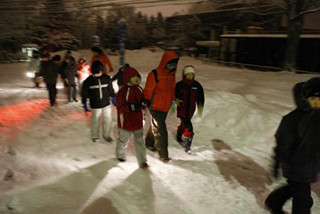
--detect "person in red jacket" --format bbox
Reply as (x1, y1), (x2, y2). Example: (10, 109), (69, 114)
(116, 67), (149, 168)
(90, 46), (113, 74)
(176, 65), (204, 154)
(144, 51), (179, 162)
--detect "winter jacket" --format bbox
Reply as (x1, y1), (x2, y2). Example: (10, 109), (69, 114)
(81, 74), (115, 109)
(90, 53), (113, 74)
(176, 73), (204, 119)
(116, 68), (144, 131)
(111, 67), (125, 87)
(38, 60), (59, 84)
(144, 51), (179, 112)
(76, 62), (90, 82)
(62, 57), (77, 85)
(274, 79), (320, 183)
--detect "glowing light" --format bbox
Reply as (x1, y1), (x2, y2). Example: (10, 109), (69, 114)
(26, 71), (35, 78)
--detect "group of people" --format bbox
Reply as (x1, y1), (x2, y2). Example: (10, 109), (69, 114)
(38, 49), (205, 169)
(36, 47), (320, 214)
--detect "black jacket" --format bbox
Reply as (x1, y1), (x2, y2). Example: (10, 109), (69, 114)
(81, 74), (115, 109)
(274, 80), (320, 183)
(39, 60), (59, 84)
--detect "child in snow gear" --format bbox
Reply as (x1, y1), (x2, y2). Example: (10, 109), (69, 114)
(175, 65), (204, 154)
(90, 46), (113, 74)
(81, 61), (115, 143)
(115, 67), (148, 168)
(76, 56), (91, 92)
(144, 51), (179, 162)
(265, 77), (320, 214)
(38, 55), (61, 106)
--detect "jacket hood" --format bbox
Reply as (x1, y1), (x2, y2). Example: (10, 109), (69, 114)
(293, 77), (320, 111)
(157, 51), (179, 71)
(123, 67), (140, 85)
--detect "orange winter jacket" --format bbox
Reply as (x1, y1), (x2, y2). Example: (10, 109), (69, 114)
(90, 53), (113, 74)
(144, 51), (179, 112)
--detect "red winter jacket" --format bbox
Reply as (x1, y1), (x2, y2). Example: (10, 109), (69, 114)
(144, 51), (179, 112)
(116, 67), (144, 131)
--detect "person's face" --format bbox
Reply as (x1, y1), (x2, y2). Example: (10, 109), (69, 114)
(79, 59), (84, 64)
(165, 62), (177, 73)
(129, 75), (139, 85)
(185, 73), (194, 80)
(308, 96), (320, 109)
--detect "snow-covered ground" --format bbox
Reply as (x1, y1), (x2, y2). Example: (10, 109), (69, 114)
(0, 49), (319, 214)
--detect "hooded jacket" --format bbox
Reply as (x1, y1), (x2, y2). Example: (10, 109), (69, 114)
(116, 67), (144, 131)
(81, 73), (115, 109)
(144, 51), (179, 112)
(39, 60), (60, 85)
(274, 78), (320, 182)
(176, 68), (204, 119)
(90, 52), (113, 74)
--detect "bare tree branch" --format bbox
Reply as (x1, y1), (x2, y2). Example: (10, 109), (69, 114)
(291, 6), (320, 19)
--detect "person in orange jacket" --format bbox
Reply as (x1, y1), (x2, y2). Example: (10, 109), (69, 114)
(90, 47), (113, 74)
(143, 51), (179, 162)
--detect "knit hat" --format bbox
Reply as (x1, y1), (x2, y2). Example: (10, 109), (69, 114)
(183, 65), (195, 75)
(91, 61), (104, 74)
(306, 77), (320, 97)
(52, 55), (61, 62)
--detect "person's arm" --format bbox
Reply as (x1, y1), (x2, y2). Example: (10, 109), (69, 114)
(81, 79), (90, 111)
(116, 88), (130, 113)
(103, 55), (113, 72)
(143, 71), (156, 106)
(197, 82), (205, 116)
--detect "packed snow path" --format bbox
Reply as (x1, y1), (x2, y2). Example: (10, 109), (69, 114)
(0, 49), (319, 214)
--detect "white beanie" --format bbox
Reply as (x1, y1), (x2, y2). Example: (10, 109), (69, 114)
(184, 66), (195, 75)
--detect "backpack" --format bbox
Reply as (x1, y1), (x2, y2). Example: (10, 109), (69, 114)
(152, 69), (159, 83)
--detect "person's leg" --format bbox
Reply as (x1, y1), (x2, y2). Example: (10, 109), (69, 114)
(67, 83), (72, 102)
(72, 83), (77, 101)
(53, 84), (57, 105)
(116, 129), (130, 161)
(133, 128), (147, 165)
(102, 105), (113, 141)
(150, 110), (168, 159)
(91, 108), (102, 140)
(177, 119), (184, 143)
(182, 120), (194, 152)
(289, 181), (313, 214)
(265, 184), (292, 214)
(47, 83), (55, 106)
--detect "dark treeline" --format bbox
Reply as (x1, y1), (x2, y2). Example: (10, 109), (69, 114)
(0, 1), (206, 55)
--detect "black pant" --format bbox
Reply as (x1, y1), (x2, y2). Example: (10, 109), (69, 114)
(265, 181), (313, 214)
(145, 110), (168, 159)
(46, 83), (57, 106)
(67, 82), (77, 101)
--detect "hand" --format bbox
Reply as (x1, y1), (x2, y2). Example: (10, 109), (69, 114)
(169, 101), (176, 115)
(142, 99), (151, 108)
(198, 106), (203, 117)
(111, 97), (116, 106)
(176, 99), (183, 107)
(83, 103), (89, 112)
(129, 103), (141, 112)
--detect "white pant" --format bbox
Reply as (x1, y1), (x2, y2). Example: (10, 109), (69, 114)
(91, 105), (112, 139)
(116, 128), (147, 165)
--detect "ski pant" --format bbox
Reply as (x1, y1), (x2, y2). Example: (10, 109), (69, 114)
(177, 119), (194, 139)
(67, 82), (77, 101)
(46, 82), (57, 106)
(91, 105), (112, 140)
(265, 180), (313, 214)
(145, 110), (169, 159)
(116, 128), (147, 165)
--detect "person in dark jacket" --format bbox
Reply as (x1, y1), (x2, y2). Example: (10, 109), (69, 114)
(265, 77), (320, 214)
(81, 61), (115, 143)
(111, 63), (130, 89)
(175, 65), (204, 154)
(115, 67), (148, 168)
(62, 51), (78, 102)
(38, 55), (61, 106)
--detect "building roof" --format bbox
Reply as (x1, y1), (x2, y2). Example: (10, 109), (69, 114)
(220, 34), (320, 39)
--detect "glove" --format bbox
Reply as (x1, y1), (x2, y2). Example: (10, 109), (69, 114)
(129, 103), (142, 112)
(142, 99), (151, 108)
(83, 103), (89, 112)
(111, 97), (116, 106)
(169, 101), (176, 115)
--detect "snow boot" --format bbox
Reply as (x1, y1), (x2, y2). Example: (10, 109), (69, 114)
(183, 137), (192, 153)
